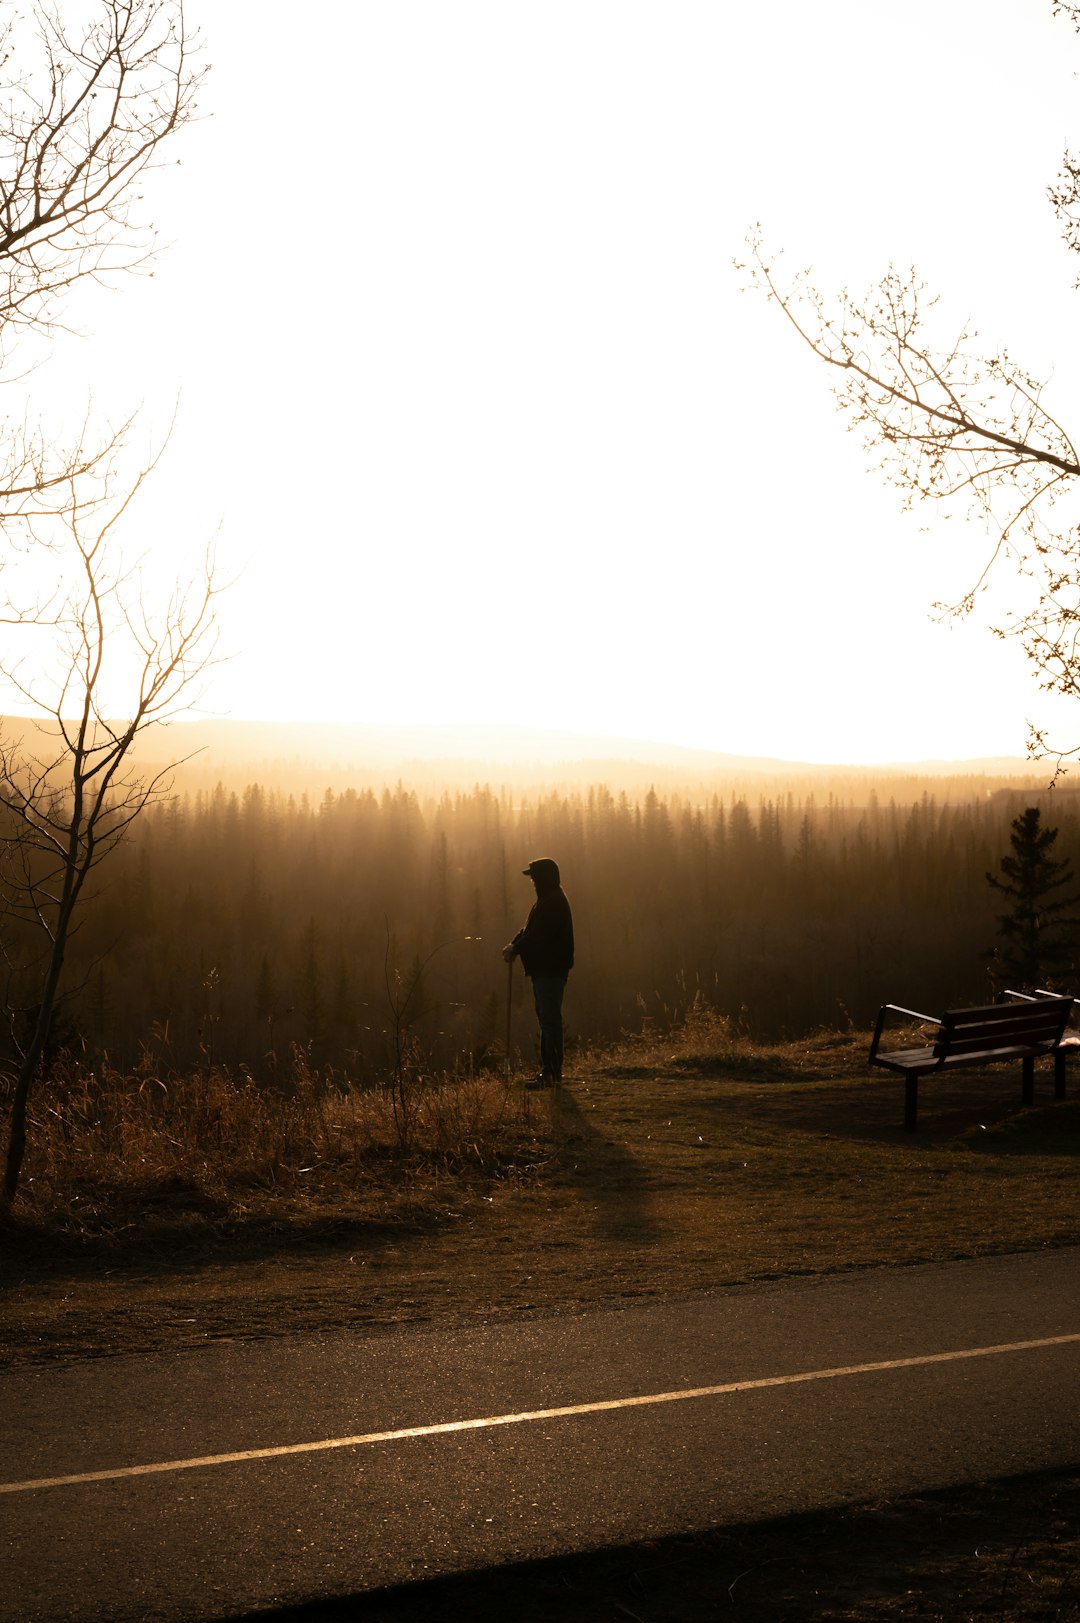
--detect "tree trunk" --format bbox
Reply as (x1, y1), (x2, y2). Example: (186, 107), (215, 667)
(1, 1057), (36, 1213)
(1, 927), (68, 1214)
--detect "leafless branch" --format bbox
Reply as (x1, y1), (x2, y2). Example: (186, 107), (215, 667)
(737, 224), (1080, 754)
(0, 4), (211, 1213)
(0, 1), (203, 346)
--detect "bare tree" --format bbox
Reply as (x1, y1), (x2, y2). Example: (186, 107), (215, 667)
(0, 1), (210, 1214)
(1, 448), (220, 1207)
(0, 1), (202, 532)
(739, 2), (1080, 762)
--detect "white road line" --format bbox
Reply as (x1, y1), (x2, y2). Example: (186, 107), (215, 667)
(3, 1332), (1079, 1496)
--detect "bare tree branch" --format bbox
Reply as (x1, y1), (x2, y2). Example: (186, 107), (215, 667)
(738, 211), (1080, 748)
(0, 1), (203, 344)
(0, 447), (222, 1207)
(0, 1), (212, 1215)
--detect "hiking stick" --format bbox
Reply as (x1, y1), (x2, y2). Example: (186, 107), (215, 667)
(505, 956), (513, 1078)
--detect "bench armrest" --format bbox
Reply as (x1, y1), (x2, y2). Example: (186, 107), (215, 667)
(1002, 987), (1074, 1003)
(869, 1002), (938, 1064)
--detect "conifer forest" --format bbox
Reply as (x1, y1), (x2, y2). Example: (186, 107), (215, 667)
(8, 775), (1080, 1085)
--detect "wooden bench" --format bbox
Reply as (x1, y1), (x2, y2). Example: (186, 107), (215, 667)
(868, 994), (1074, 1130)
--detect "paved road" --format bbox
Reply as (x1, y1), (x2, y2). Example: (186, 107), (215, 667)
(2, 1249), (1079, 1622)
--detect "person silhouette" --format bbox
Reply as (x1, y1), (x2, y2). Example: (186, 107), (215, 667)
(502, 857), (574, 1087)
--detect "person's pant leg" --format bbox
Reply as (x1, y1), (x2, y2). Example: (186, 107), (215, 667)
(531, 975), (566, 1079)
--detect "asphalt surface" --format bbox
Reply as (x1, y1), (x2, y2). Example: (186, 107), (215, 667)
(1, 1248), (1079, 1622)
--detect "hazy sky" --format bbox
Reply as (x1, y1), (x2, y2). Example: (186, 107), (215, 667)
(15, 0), (1080, 763)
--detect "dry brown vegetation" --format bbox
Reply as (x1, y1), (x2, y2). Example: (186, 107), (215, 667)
(9, 1049), (540, 1243)
(3, 1009), (1079, 1362)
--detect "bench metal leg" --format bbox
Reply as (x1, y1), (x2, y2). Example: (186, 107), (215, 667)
(904, 1076), (918, 1131)
(1056, 1049), (1068, 1101)
(1022, 1054), (1035, 1107)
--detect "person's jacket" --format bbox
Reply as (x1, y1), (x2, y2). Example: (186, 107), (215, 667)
(512, 859), (574, 977)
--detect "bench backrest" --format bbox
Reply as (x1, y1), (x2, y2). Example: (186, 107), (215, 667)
(934, 997), (1073, 1060)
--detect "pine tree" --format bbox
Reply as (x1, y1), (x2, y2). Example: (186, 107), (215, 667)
(986, 808), (1080, 989)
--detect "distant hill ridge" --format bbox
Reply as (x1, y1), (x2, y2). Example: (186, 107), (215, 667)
(105, 718), (1047, 776)
(0, 715), (1054, 798)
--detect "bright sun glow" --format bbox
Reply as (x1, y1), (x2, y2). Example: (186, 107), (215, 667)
(11, 0), (1080, 766)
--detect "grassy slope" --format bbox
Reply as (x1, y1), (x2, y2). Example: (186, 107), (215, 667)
(3, 1020), (1079, 1358)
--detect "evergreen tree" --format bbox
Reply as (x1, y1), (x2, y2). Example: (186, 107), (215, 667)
(986, 808), (1080, 989)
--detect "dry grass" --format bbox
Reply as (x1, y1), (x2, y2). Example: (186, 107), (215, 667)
(558, 1008), (1080, 1277)
(6, 1050), (545, 1242)
(1, 1009), (1078, 1365)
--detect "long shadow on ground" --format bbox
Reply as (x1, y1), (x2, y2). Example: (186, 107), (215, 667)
(221, 1462), (1080, 1623)
(549, 1084), (662, 1245)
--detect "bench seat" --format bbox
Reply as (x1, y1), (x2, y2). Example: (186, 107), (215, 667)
(871, 1040), (1062, 1075)
(869, 995), (1074, 1128)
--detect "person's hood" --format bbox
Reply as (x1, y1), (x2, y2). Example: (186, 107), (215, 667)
(522, 857), (561, 893)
